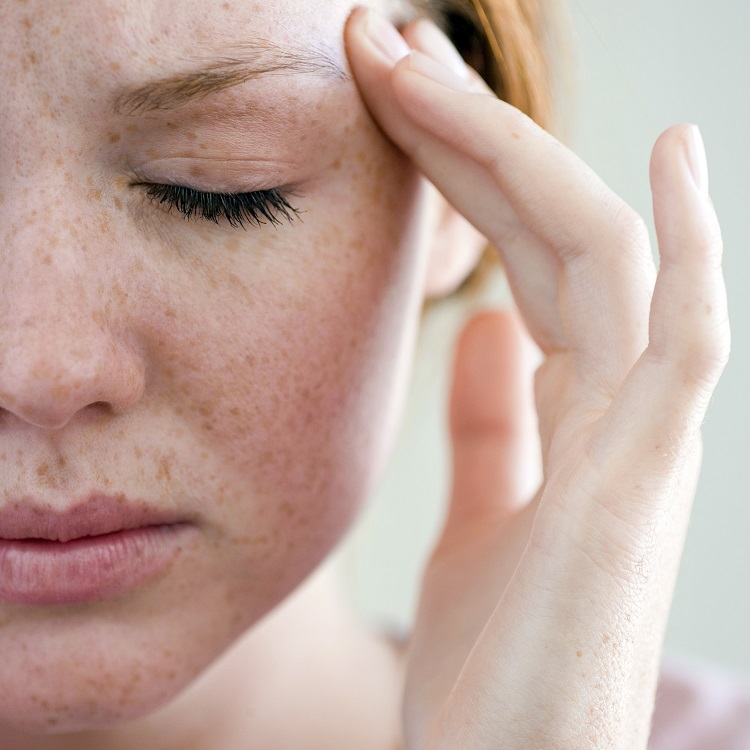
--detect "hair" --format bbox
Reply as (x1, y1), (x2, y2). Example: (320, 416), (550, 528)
(414, 0), (571, 296)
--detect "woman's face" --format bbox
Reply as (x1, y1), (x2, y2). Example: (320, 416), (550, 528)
(0, 0), (437, 731)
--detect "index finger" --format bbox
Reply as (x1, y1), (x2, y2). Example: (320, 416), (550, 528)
(346, 8), (656, 388)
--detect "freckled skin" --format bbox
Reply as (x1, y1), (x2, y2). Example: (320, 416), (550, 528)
(0, 0), (446, 745)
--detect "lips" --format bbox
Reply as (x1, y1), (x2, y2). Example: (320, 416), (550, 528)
(0, 494), (188, 543)
(0, 494), (197, 606)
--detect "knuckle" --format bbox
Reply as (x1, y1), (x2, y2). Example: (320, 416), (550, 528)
(649, 330), (730, 395)
(650, 298), (731, 390)
(660, 204), (724, 267)
(612, 205), (650, 253)
(679, 336), (730, 388)
(698, 219), (724, 266)
(480, 129), (509, 180)
(686, 312), (731, 380)
(563, 199), (652, 267)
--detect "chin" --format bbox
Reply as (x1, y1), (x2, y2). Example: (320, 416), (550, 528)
(0, 672), (184, 735)
(0, 592), (239, 739)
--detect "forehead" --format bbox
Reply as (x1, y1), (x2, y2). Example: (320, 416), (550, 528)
(7, 0), (352, 44)
(2, 0), (391, 96)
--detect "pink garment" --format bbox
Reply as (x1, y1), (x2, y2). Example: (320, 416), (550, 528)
(650, 657), (750, 749)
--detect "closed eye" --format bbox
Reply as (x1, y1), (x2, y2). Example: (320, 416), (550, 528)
(141, 183), (302, 229)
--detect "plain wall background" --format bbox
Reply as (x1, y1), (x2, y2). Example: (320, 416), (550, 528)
(335, 0), (749, 677)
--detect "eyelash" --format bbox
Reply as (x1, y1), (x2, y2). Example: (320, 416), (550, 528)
(142, 183), (302, 229)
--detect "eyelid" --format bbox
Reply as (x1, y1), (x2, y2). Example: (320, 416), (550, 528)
(130, 157), (305, 194)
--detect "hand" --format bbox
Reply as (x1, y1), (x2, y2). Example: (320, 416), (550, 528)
(346, 8), (730, 750)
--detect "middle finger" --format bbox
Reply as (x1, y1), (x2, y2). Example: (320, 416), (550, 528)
(346, 9), (657, 393)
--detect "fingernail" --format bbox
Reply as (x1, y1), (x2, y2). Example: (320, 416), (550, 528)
(364, 9), (410, 65)
(408, 50), (475, 91)
(413, 19), (470, 80)
(684, 124), (709, 195)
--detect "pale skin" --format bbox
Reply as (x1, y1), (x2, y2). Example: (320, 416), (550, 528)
(0, 1), (730, 749)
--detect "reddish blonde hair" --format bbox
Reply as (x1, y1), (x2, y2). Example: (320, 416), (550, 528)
(415, 0), (570, 295)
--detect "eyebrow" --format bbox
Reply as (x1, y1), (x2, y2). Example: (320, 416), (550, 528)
(113, 40), (349, 116)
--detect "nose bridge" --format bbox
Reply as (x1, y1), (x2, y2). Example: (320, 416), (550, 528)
(0, 13), (147, 431)
(2, 197), (99, 330)
(0, 200), (145, 430)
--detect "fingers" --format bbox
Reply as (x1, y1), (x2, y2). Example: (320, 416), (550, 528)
(429, 135), (728, 743)
(648, 125), (728, 387)
(530, 129), (728, 578)
(445, 309), (540, 532)
(583, 125), (729, 485)
(346, 9), (656, 394)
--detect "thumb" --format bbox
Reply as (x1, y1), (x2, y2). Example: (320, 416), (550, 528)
(445, 308), (540, 534)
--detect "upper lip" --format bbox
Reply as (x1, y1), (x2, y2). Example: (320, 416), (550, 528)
(0, 494), (187, 543)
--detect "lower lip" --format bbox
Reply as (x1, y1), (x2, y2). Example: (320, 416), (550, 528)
(0, 525), (196, 606)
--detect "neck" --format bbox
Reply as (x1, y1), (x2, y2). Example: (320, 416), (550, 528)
(2, 560), (405, 750)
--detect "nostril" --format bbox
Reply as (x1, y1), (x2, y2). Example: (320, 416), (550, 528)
(0, 389), (18, 407)
(88, 400), (116, 417)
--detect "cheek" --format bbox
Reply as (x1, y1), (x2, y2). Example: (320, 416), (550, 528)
(145, 135), (433, 606)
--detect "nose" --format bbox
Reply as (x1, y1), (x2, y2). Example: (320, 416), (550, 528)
(0, 225), (146, 431)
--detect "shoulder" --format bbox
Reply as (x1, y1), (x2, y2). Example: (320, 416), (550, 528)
(650, 656), (750, 750)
